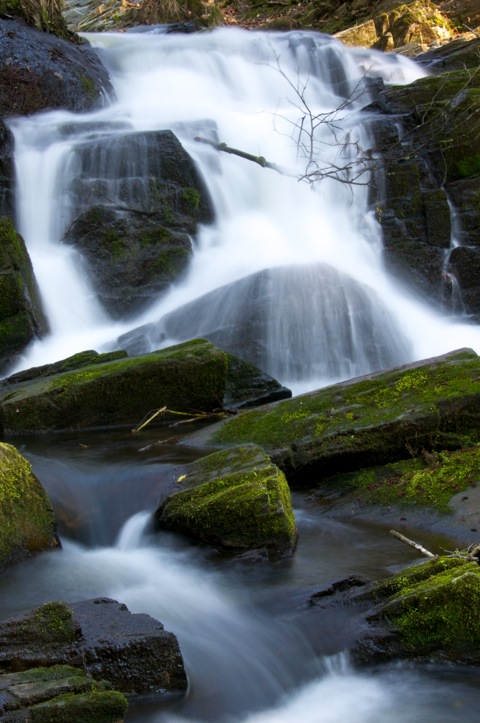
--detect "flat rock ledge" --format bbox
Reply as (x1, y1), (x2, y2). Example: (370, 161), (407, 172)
(0, 599), (188, 696)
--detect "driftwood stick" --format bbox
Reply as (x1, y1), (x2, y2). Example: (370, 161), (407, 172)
(194, 136), (291, 175)
(132, 406), (167, 433)
(389, 529), (436, 558)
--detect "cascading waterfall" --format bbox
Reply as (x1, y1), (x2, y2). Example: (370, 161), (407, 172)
(4, 28), (480, 723)
(7, 27), (480, 387)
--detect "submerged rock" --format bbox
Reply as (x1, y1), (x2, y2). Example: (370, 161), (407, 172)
(155, 444), (297, 559)
(0, 443), (58, 571)
(0, 338), (290, 434)
(0, 598), (188, 695)
(0, 665), (127, 722)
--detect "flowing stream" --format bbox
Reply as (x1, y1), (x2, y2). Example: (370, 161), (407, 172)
(3, 27), (480, 721)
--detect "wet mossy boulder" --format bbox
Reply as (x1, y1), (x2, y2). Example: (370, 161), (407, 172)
(0, 443), (58, 570)
(0, 218), (48, 373)
(0, 665), (128, 723)
(155, 444), (297, 559)
(356, 556), (480, 663)
(0, 338), (290, 433)
(63, 130), (214, 318)
(189, 348), (480, 485)
(0, 597), (188, 695)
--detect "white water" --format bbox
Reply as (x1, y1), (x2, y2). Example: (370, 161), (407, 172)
(7, 27), (480, 388)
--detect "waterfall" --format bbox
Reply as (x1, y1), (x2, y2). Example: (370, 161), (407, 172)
(7, 28), (480, 389)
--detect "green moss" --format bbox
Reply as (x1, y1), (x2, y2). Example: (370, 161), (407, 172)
(0, 443), (57, 567)
(31, 602), (78, 645)
(456, 153), (480, 179)
(30, 689), (128, 723)
(181, 187), (201, 213)
(103, 229), (126, 258)
(158, 444), (297, 554)
(376, 558), (480, 653)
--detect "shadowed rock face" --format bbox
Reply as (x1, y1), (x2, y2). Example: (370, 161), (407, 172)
(0, 598), (188, 695)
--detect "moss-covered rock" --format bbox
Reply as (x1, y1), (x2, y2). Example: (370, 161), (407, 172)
(0, 443), (58, 570)
(363, 556), (480, 662)
(156, 444), (297, 558)
(0, 218), (48, 373)
(188, 348), (480, 485)
(0, 597), (188, 695)
(63, 130), (214, 318)
(0, 338), (290, 433)
(0, 665), (128, 722)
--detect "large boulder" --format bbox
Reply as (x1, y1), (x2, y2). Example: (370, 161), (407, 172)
(0, 598), (187, 694)
(0, 665), (127, 722)
(0, 339), (290, 434)
(0, 442), (58, 571)
(155, 444), (297, 559)
(63, 130), (214, 318)
(0, 218), (48, 373)
(118, 263), (412, 382)
(187, 348), (480, 485)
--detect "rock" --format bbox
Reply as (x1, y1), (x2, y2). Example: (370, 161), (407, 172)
(0, 665), (127, 723)
(0, 218), (49, 373)
(186, 348), (480, 485)
(0, 17), (113, 221)
(370, 54), (480, 315)
(0, 443), (58, 571)
(354, 556), (480, 664)
(0, 338), (291, 433)
(118, 263), (411, 382)
(0, 598), (188, 695)
(62, 130), (214, 318)
(155, 444), (297, 559)
(0, 18), (112, 118)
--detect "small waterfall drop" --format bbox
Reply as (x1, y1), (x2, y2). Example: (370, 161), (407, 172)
(8, 28), (480, 388)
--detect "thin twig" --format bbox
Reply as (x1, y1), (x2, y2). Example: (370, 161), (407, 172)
(389, 529), (436, 558)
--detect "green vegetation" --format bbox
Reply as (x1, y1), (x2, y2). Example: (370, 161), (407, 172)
(0, 443), (57, 568)
(373, 557), (480, 654)
(157, 444), (297, 555)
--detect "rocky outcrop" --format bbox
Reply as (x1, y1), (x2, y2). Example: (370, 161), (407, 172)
(0, 665), (128, 723)
(185, 348), (480, 488)
(370, 40), (480, 317)
(0, 598), (187, 694)
(0, 218), (48, 373)
(0, 338), (290, 433)
(62, 130), (214, 318)
(155, 444), (297, 560)
(0, 443), (58, 570)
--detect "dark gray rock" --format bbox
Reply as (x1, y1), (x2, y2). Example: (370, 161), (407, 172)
(63, 130), (214, 318)
(0, 598), (187, 695)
